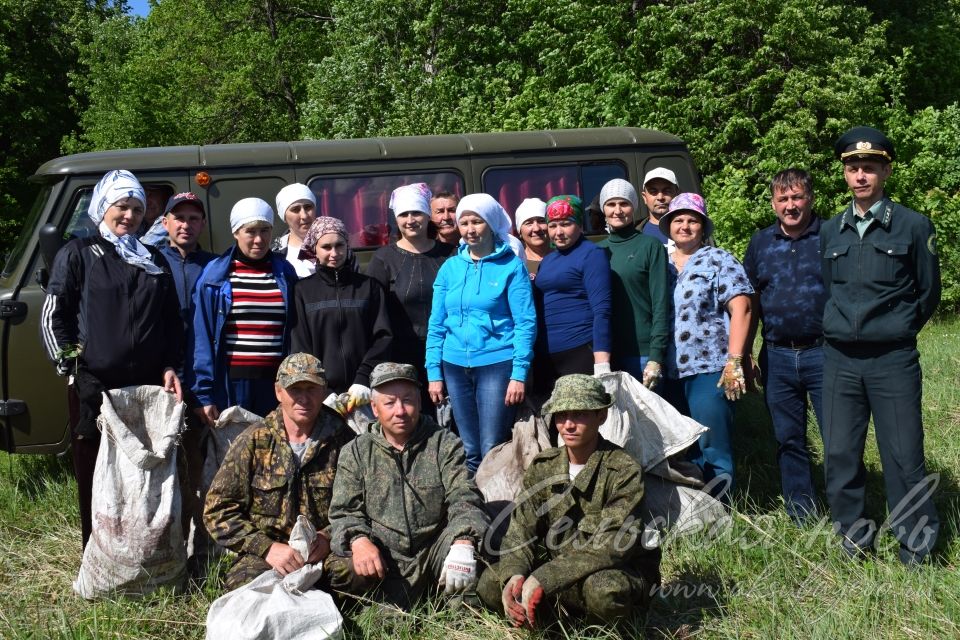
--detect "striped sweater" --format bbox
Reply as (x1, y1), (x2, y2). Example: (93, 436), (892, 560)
(225, 257), (285, 378)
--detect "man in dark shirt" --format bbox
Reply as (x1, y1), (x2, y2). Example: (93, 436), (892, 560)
(820, 126), (940, 565)
(744, 168), (827, 524)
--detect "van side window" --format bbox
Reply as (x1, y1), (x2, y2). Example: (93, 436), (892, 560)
(63, 183), (175, 240)
(307, 172), (464, 249)
(482, 162), (626, 233)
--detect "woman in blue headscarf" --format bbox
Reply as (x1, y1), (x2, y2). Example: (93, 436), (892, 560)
(41, 169), (184, 549)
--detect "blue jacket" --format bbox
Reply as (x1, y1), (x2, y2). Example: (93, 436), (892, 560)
(192, 248), (297, 409)
(425, 240), (536, 382)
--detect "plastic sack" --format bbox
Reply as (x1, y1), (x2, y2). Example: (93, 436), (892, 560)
(206, 516), (343, 640)
(475, 402), (550, 505)
(200, 406), (263, 498)
(73, 385), (186, 599)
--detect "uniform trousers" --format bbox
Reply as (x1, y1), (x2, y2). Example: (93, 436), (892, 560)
(822, 341), (939, 561)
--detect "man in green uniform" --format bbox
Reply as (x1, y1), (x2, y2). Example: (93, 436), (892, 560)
(477, 374), (660, 628)
(203, 353), (356, 589)
(821, 126), (940, 565)
(328, 362), (489, 609)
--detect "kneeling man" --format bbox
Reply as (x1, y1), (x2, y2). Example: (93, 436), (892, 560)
(478, 374), (661, 627)
(328, 362), (489, 609)
(204, 353), (355, 589)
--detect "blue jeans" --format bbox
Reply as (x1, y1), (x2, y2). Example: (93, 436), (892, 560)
(760, 343), (824, 521)
(662, 370), (734, 501)
(442, 359), (517, 473)
(227, 377), (278, 418)
(617, 355), (662, 394)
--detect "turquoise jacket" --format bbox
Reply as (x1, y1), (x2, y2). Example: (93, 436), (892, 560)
(425, 240), (536, 382)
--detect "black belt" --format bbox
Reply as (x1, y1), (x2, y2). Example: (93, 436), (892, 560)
(766, 336), (824, 350)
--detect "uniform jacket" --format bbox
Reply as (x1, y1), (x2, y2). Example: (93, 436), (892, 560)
(329, 415), (489, 559)
(289, 264), (392, 393)
(192, 248), (297, 408)
(41, 236), (183, 388)
(495, 437), (657, 596)
(203, 406), (354, 559)
(425, 240), (536, 382)
(820, 198), (940, 343)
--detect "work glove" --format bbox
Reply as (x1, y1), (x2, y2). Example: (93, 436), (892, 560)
(345, 384), (371, 413)
(593, 361), (611, 376)
(520, 575), (545, 627)
(501, 575), (527, 627)
(717, 355), (746, 401)
(642, 360), (662, 389)
(438, 543), (476, 594)
(323, 391), (348, 416)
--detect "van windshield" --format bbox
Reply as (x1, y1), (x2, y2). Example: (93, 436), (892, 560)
(1, 186), (51, 282)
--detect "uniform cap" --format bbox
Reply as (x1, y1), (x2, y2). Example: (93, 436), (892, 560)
(369, 362), (421, 389)
(276, 353), (326, 388)
(659, 192), (713, 239)
(834, 126), (895, 163)
(163, 192), (205, 217)
(541, 374), (613, 415)
(642, 167), (679, 188)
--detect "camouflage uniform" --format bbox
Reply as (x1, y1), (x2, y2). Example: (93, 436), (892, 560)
(328, 414), (490, 609)
(478, 374), (661, 621)
(203, 404), (355, 590)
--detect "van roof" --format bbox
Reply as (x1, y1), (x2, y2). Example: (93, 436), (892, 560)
(32, 127), (683, 181)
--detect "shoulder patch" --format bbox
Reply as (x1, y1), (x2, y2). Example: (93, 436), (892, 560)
(927, 233), (937, 256)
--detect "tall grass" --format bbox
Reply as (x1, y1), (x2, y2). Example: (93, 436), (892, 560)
(2, 319), (959, 639)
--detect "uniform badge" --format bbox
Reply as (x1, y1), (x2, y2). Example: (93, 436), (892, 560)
(856, 141), (872, 151)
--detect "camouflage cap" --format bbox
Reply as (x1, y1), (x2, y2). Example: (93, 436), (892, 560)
(541, 374), (613, 415)
(369, 362), (421, 389)
(276, 353), (326, 388)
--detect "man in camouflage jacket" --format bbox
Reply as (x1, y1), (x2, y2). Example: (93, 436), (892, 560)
(328, 362), (490, 609)
(478, 374), (661, 627)
(203, 353), (356, 590)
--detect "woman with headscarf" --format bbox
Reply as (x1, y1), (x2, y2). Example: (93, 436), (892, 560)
(366, 184), (455, 402)
(193, 198), (297, 422)
(291, 216), (392, 412)
(41, 169), (184, 549)
(514, 197), (551, 280)
(425, 193), (537, 473)
(531, 195), (613, 397)
(660, 193), (753, 500)
(596, 178), (670, 390)
(271, 183), (319, 278)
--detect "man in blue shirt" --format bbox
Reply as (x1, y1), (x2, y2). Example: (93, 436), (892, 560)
(159, 191), (216, 571)
(744, 169), (827, 524)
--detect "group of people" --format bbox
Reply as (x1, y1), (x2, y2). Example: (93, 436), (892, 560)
(40, 124), (941, 628)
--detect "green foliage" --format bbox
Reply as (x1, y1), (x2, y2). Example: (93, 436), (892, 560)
(0, 0), (120, 252)
(65, 0), (333, 151)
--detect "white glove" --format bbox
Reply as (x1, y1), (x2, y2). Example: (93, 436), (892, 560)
(593, 361), (612, 376)
(438, 543), (476, 594)
(345, 384), (371, 412)
(642, 360), (662, 389)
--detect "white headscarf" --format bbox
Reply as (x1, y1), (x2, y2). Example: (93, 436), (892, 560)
(514, 198), (547, 230)
(230, 198), (275, 233)
(456, 193), (523, 258)
(88, 170), (163, 275)
(389, 183), (432, 217)
(275, 183), (317, 224)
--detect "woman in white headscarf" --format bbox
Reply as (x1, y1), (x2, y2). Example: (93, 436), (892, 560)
(366, 184), (455, 404)
(425, 193), (537, 473)
(272, 183), (319, 278)
(41, 169), (184, 550)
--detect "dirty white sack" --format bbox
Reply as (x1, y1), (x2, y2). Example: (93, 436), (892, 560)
(73, 385), (186, 599)
(206, 516), (343, 640)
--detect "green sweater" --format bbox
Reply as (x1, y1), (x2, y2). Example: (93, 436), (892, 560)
(597, 227), (670, 364)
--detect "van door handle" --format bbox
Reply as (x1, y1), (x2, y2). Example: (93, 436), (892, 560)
(0, 300), (27, 325)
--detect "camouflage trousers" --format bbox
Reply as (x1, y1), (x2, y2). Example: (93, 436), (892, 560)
(328, 523), (470, 610)
(222, 551), (370, 594)
(477, 561), (653, 622)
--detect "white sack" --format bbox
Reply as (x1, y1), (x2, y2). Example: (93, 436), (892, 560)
(201, 406), (263, 497)
(74, 385), (186, 599)
(475, 403), (550, 504)
(206, 516), (343, 640)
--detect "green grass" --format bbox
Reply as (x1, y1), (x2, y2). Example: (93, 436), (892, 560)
(2, 319), (960, 638)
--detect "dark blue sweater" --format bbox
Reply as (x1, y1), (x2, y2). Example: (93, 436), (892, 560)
(534, 236), (612, 354)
